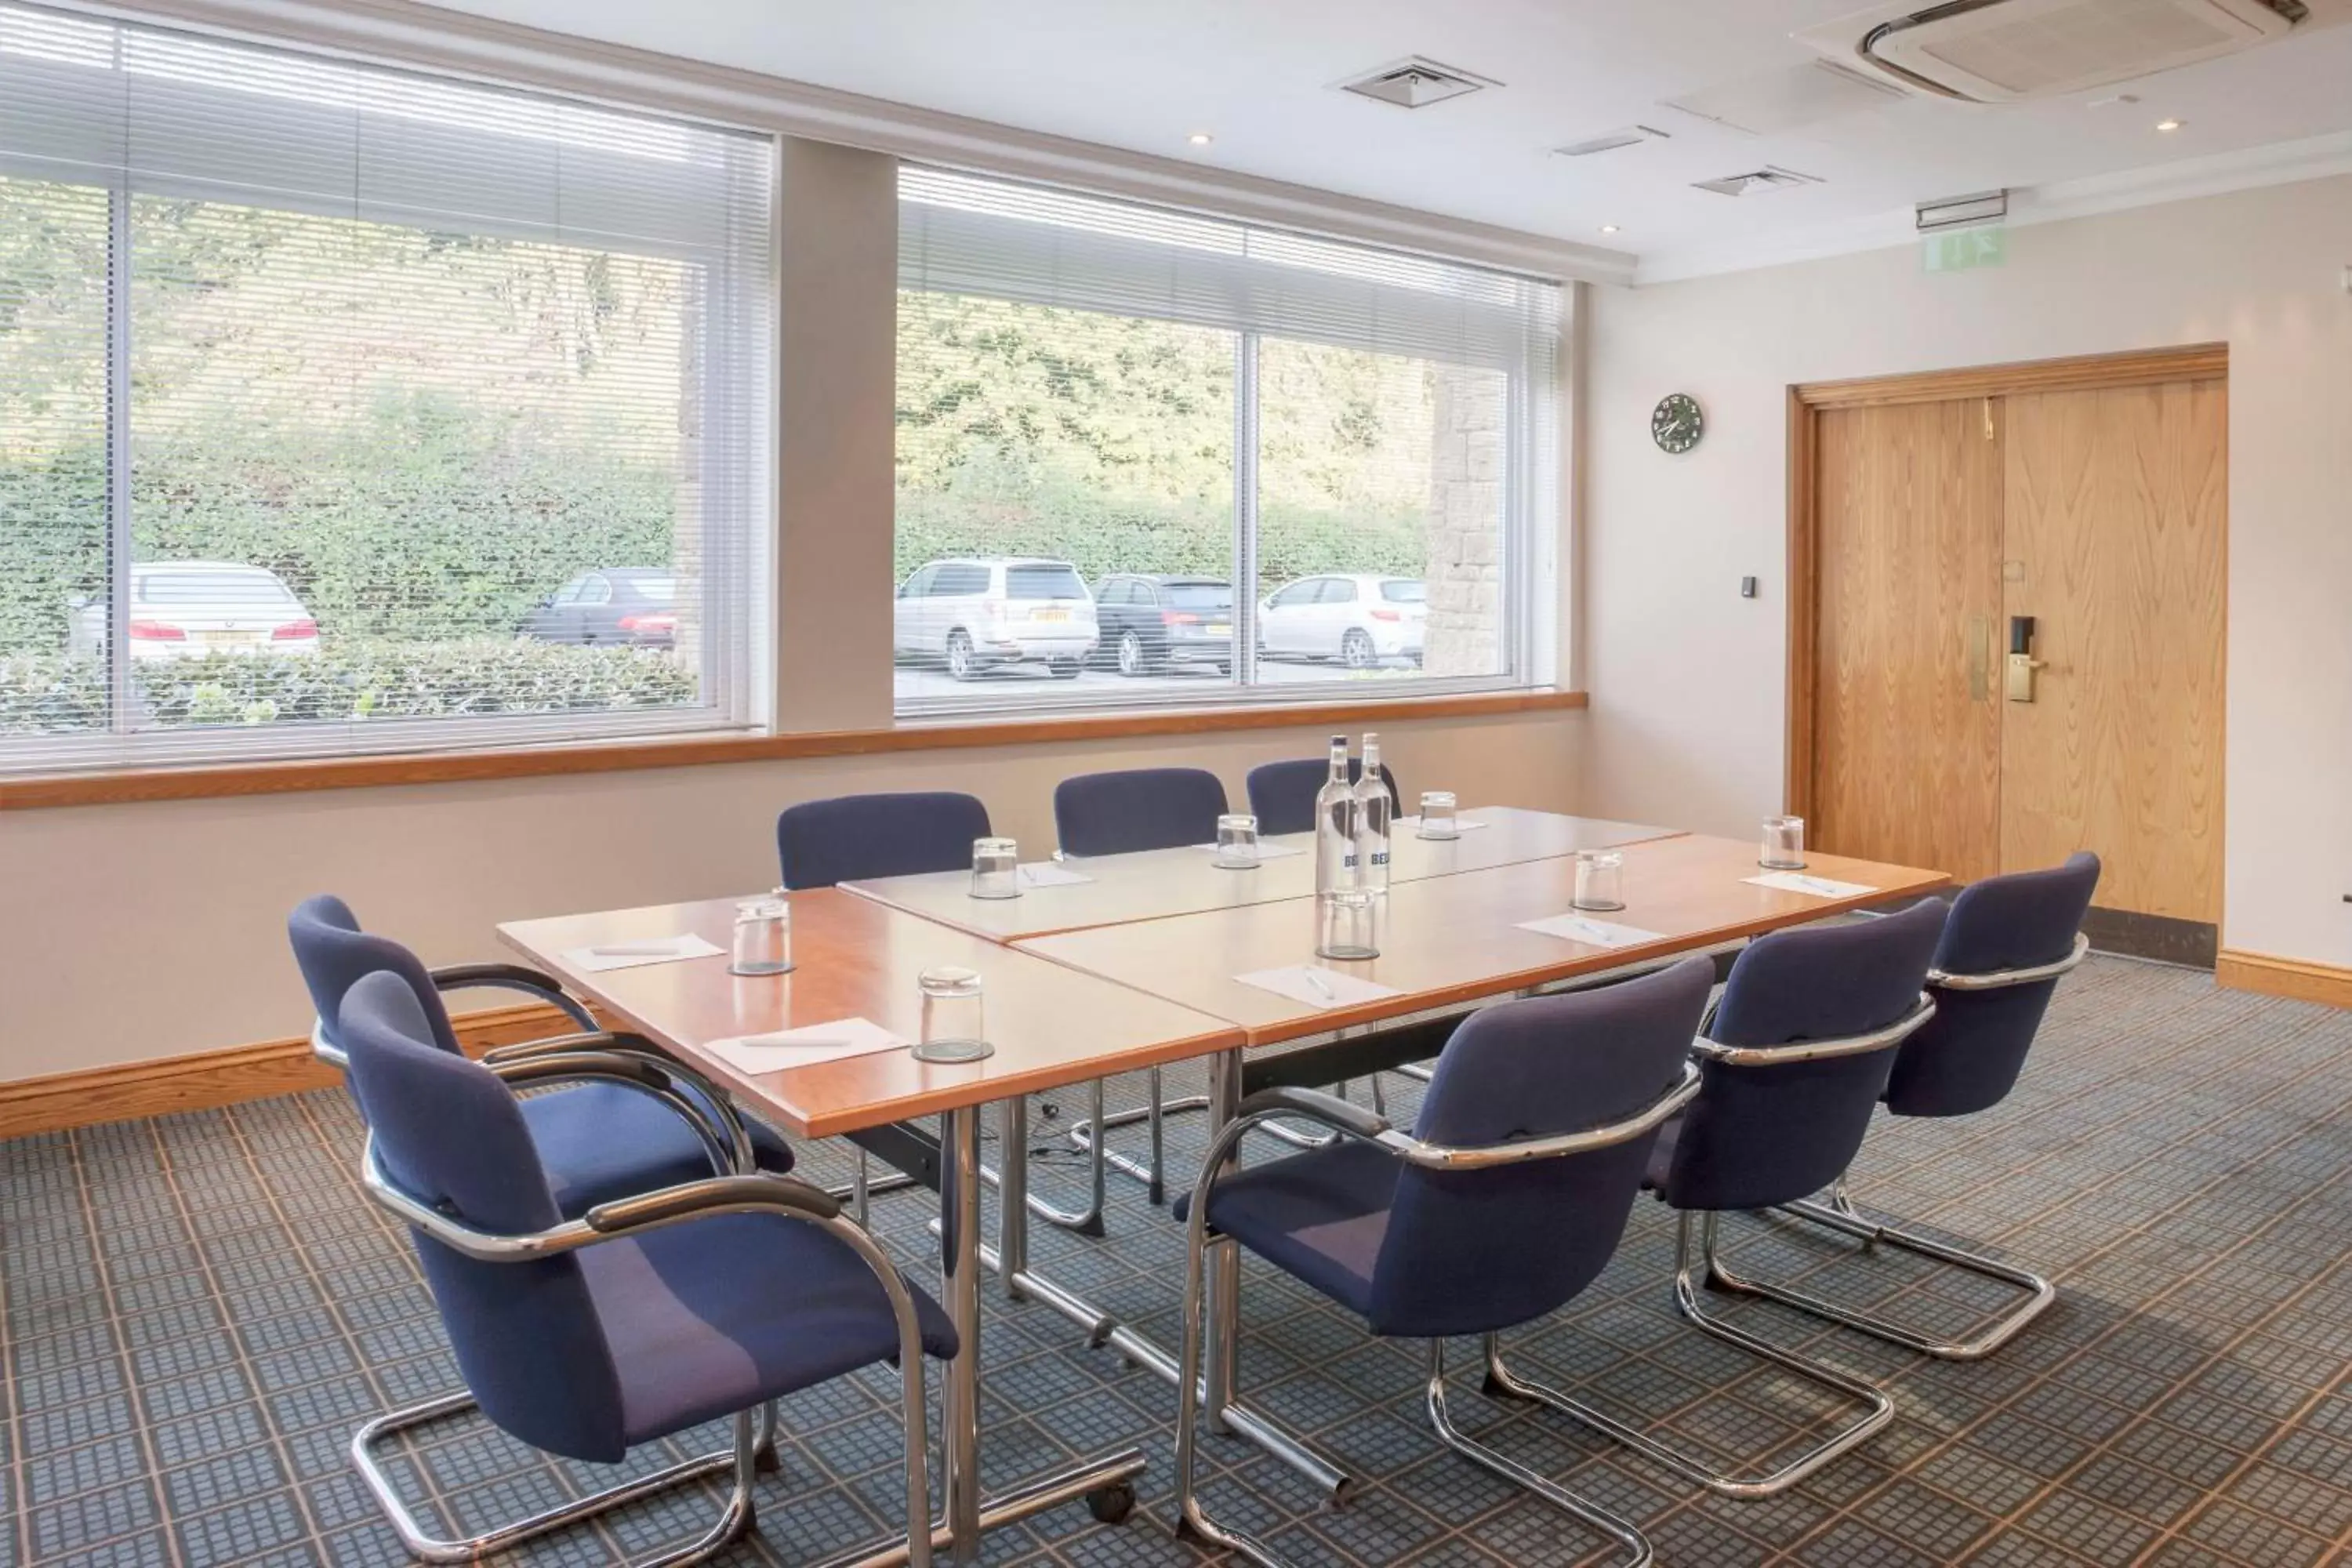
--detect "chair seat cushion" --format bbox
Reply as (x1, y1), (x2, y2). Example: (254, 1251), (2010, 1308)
(1174, 1140), (1399, 1319)
(523, 1083), (794, 1218)
(586, 1211), (957, 1445)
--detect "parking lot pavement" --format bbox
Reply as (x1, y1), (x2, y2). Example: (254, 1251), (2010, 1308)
(892, 654), (1423, 706)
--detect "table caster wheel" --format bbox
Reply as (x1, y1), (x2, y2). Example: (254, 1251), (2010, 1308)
(1085, 1481), (1135, 1525)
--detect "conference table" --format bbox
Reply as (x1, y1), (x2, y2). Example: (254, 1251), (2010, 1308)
(503, 812), (1946, 1563)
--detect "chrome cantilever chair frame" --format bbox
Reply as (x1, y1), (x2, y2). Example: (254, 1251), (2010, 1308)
(352, 1048), (937, 1568)
(1708, 935), (2088, 1360)
(1522, 996), (1936, 1500)
(1171, 1067), (1702, 1568)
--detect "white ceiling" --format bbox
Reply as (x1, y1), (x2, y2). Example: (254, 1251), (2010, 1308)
(412, 0), (2352, 281)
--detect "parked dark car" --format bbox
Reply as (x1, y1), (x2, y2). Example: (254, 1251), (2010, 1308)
(1090, 574), (1235, 677)
(522, 569), (678, 648)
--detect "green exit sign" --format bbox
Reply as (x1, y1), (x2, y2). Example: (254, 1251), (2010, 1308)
(1924, 227), (2007, 273)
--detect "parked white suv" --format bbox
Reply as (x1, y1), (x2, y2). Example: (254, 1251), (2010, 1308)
(893, 557), (1098, 681)
(1257, 574), (1425, 669)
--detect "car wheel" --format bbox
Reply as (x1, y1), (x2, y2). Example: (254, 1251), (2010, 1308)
(1049, 659), (1083, 680)
(1341, 629), (1376, 670)
(946, 629), (978, 681)
(1116, 630), (1150, 677)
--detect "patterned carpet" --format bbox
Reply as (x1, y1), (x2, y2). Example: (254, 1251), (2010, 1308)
(3, 954), (2348, 1566)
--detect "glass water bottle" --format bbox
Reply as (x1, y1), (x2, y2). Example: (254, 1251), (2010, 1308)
(1312, 735), (1359, 897)
(1353, 732), (1392, 896)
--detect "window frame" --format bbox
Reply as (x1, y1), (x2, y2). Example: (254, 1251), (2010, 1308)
(891, 169), (1560, 724)
(0, 7), (778, 779)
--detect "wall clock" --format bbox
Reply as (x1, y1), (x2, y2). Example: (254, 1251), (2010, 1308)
(1652, 392), (1704, 454)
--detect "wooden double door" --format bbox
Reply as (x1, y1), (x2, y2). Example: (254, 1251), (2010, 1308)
(1801, 361), (2227, 949)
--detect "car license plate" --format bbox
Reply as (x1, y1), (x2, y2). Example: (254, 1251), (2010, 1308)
(1032, 608), (1068, 622)
(1206, 624), (1231, 637)
(205, 630), (266, 647)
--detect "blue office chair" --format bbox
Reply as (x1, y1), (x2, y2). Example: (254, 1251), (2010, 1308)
(1244, 757), (1402, 837)
(1708, 854), (2100, 1359)
(775, 792), (993, 1222)
(288, 895), (796, 1211)
(1053, 766), (1355, 1216)
(1168, 958), (1711, 1568)
(336, 969), (953, 1566)
(1054, 766), (1229, 856)
(1523, 898), (1947, 1499)
(777, 791), (992, 891)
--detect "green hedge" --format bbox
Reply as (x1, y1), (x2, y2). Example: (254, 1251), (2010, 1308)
(0, 638), (697, 735)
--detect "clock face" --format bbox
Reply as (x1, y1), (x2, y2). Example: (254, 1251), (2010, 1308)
(1652, 393), (1704, 455)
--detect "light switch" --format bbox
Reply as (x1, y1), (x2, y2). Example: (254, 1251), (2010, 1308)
(1740, 576), (1759, 599)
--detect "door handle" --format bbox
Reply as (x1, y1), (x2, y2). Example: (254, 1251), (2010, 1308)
(2006, 615), (2046, 702)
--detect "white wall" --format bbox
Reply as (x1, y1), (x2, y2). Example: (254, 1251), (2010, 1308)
(0, 714), (1577, 1080)
(1582, 174), (2352, 970)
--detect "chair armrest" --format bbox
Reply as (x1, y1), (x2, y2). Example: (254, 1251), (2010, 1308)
(1929, 932), (2090, 992)
(585, 1172), (842, 1233)
(1693, 994), (1936, 1066)
(430, 962), (597, 1032)
(1231, 1085), (1390, 1142)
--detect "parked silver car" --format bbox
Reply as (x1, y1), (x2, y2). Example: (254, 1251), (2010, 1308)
(892, 557), (1098, 680)
(70, 562), (320, 660)
(1257, 574), (1425, 669)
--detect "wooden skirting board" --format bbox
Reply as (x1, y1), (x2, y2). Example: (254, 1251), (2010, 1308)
(0, 1000), (581, 1139)
(2215, 949), (2352, 1011)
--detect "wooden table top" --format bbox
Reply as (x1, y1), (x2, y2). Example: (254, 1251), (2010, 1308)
(1016, 833), (1950, 1047)
(841, 807), (1682, 944)
(499, 888), (1244, 1139)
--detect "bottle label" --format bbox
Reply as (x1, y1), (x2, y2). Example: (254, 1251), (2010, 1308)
(1370, 849), (1388, 866)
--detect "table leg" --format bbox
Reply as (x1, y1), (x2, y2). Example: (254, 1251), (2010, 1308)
(1203, 1047), (1243, 1434)
(938, 1104), (985, 1563)
(995, 1098), (1029, 1302)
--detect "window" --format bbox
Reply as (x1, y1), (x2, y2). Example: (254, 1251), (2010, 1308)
(894, 166), (1561, 715)
(0, 5), (773, 773)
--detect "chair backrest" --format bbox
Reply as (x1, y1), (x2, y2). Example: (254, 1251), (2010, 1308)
(1886, 852), (2100, 1119)
(1054, 768), (1228, 856)
(339, 970), (629, 1463)
(1244, 757), (1402, 836)
(1658, 897), (1947, 1213)
(1366, 956), (1711, 1338)
(775, 792), (992, 890)
(286, 895), (461, 1058)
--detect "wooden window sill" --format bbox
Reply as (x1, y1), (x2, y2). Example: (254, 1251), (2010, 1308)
(0, 688), (1585, 810)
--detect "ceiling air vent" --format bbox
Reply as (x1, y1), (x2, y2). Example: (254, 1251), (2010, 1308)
(1692, 165), (1824, 198)
(1796, 0), (2303, 103)
(1338, 56), (1498, 109)
(1553, 124), (1671, 157)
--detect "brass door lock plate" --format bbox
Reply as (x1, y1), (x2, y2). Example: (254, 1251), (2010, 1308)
(2005, 652), (2045, 702)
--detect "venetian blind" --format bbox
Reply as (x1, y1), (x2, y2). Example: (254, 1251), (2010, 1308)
(0, 2), (775, 771)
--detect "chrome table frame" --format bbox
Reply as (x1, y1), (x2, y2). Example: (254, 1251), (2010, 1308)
(1708, 933), (2088, 1359)
(1167, 1072), (1701, 1568)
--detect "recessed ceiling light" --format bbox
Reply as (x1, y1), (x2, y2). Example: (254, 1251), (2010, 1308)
(1186, 132), (1214, 146)
(2155, 118), (2183, 132)
(1599, 224), (1621, 234)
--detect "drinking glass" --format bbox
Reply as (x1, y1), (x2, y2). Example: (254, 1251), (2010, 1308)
(729, 895), (793, 975)
(1761, 815), (1807, 870)
(1571, 850), (1626, 913)
(1416, 791), (1460, 840)
(970, 837), (1019, 900)
(913, 966), (993, 1063)
(1214, 813), (1261, 869)
(1316, 888), (1381, 961)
